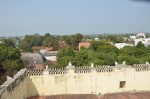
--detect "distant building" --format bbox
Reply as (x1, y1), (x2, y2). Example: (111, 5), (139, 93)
(21, 52), (46, 70)
(32, 46), (46, 53)
(40, 51), (58, 62)
(32, 46), (53, 53)
(94, 38), (99, 41)
(129, 33), (150, 46)
(135, 38), (150, 46)
(129, 36), (136, 40)
(115, 43), (133, 49)
(136, 33), (146, 38)
(79, 42), (91, 51)
(58, 41), (68, 49)
(130, 33), (146, 41)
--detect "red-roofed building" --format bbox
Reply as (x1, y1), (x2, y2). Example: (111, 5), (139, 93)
(79, 42), (91, 51)
(32, 46), (46, 53)
(58, 41), (68, 49)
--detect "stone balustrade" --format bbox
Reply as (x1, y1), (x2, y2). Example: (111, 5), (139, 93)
(133, 64), (150, 72)
(26, 64), (150, 76)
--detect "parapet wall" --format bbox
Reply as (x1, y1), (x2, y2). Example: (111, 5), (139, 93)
(0, 69), (27, 99)
(1, 64), (150, 99)
(26, 64), (150, 97)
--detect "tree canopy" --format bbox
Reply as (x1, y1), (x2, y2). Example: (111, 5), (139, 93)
(56, 40), (150, 67)
(0, 45), (24, 84)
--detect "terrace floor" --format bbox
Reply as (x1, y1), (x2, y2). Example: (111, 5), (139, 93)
(27, 91), (150, 99)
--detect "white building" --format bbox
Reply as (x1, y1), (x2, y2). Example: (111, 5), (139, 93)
(40, 51), (58, 62)
(94, 38), (99, 41)
(136, 33), (146, 38)
(135, 38), (150, 46)
(130, 33), (146, 40)
(129, 33), (150, 46)
(129, 36), (136, 40)
(115, 43), (133, 49)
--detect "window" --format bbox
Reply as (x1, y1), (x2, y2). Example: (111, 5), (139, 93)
(119, 81), (126, 88)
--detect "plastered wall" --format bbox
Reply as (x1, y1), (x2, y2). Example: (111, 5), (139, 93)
(0, 69), (27, 99)
(1, 64), (150, 99)
(26, 65), (150, 97)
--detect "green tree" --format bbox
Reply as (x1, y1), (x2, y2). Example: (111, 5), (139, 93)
(1, 38), (15, 47)
(136, 41), (145, 48)
(43, 33), (59, 50)
(90, 40), (119, 54)
(20, 34), (43, 52)
(0, 45), (24, 70)
(73, 49), (92, 66)
(0, 45), (24, 84)
(57, 48), (75, 67)
(62, 33), (83, 50)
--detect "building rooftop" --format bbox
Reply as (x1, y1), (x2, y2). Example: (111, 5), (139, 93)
(27, 91), (150, 99)
(21, 52), (45, 65)
(100, 91), (150, 99)
(27, 94), (98, 99)
(41, 51), (58, 56)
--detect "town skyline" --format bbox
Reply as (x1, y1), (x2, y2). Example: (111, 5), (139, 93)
(0, 0), (150, 37)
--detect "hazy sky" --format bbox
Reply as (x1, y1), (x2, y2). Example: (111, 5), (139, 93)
(0, 0), (150, 36)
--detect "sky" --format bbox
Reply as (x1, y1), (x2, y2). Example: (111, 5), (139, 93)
(0, 0), (150, 37)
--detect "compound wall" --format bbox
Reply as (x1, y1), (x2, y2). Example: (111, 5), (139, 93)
(1, 64), (150, 99)
(0, 69), (27, 99)
(26, 65), (150, 97)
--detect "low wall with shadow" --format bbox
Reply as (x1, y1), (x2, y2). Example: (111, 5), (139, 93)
(27, 94), (98, 99)
(26, 64), (150, 97)
(1, 64), (150, 99)
(0, 69), (28, 99)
